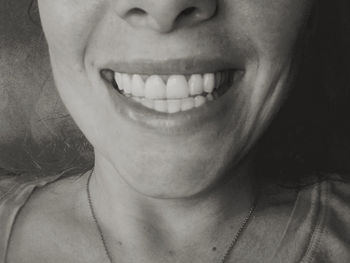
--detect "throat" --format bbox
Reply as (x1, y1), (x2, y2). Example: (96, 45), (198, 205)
(87, 157), (256, 262)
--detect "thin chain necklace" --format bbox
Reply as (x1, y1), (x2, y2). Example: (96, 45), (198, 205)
(86, 170), (257, 263)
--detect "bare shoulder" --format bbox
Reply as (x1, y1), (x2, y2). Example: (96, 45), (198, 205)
(6, 174), (104, 263)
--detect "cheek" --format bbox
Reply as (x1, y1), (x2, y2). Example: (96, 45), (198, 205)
(225, 0), (313, 59)
(38, 0), (111, 133)
(222, 0), (313, 120)
(38, 0), (105, 60)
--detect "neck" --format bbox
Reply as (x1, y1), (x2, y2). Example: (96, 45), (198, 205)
(89, 153), (256, 261)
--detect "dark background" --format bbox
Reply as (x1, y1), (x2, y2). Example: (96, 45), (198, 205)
(0, 0), (93, 176)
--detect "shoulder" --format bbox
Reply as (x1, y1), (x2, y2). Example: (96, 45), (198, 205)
(0, 172), (65, 206)
(301, 174), (350, 263)
(267, 173), (350, 263)
(0, 172), (88, 263)
(0, 172), (60, 262)
(0, 172), (64, 215)
(5, 172), (101, 263)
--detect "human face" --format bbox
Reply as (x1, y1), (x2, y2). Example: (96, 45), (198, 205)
(38, 0), (313, 198)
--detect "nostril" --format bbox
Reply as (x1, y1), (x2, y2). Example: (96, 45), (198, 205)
(126, 7), (147, 17)
(180, 6), (197, 17)
(176, 6), (197, 22)
(119, 1), (217, 33)
(124, 7), (148, 27)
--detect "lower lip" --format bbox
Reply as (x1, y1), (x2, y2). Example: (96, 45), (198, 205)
(103, 72), (242, 135)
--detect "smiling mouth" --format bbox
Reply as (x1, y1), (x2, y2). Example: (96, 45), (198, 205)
(106, 70), (235, 114)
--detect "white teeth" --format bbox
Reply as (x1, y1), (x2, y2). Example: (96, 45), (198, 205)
(181, 97), (195, 111)
(114, 73), (123, 90)
(141, 98), (197, 113)
(194, 95), (206, 107)
(154, 100), (168, 113)
(116, 72), (221, 99)
(131, 74), (145, 97)
(141, 98), (154, 109)
(203, 73), (215, 93)
(113, 71), (231, 113)
(167, 99), (182, 113)
(122, 74), (132, 94)
(145, 75), (166, 99)
(129, 94), (211, 113)
(188, 74), (204, 96)
(166, 75), (190, 99)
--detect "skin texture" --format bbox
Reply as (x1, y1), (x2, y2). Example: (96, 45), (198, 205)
(7, 0), (314, 262)
(38, 0), (313, 198)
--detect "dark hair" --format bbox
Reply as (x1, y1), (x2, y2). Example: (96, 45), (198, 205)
(256, 0), (350, 183)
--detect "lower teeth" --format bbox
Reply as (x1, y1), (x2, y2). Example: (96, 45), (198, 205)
(130, 93), (216, 113)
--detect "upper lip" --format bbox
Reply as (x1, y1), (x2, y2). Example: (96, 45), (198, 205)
(102, 57), (242, 75)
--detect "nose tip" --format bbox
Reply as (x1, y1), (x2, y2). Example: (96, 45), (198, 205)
(115, 0), (218, 33)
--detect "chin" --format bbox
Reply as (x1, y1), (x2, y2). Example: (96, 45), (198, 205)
(79, 59), (291, 199)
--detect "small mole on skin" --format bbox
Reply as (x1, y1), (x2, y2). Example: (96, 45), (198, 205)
(168, 250), (175, 256)
(212, 247), (217, 251)
(118, 241), (123, 246)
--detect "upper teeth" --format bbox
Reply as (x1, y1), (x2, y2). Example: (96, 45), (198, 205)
(113, 72), (229, 113)
(114, 72), (226, 100)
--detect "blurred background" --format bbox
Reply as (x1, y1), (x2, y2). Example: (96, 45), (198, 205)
(0, 0), (93, 176)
